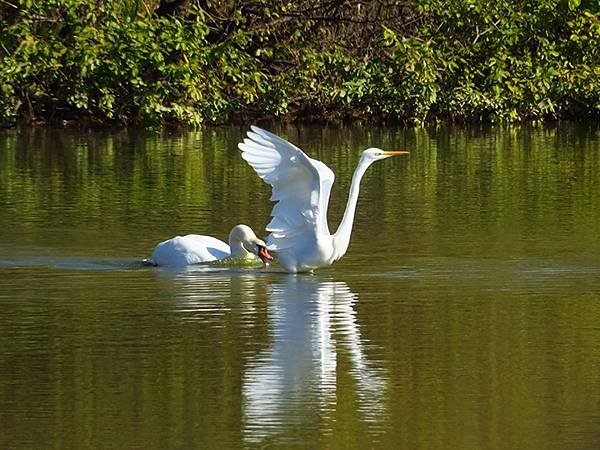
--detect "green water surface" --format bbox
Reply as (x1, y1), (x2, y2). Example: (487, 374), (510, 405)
(1, 124), (599, 449)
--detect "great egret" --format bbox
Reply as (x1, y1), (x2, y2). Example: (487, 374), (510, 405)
(239, 126), (409, 272)
(148, 224), (273, 267)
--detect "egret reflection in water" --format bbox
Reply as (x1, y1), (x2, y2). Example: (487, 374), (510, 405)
(242, 275), (388, 441)
(149, 268), (388, 440)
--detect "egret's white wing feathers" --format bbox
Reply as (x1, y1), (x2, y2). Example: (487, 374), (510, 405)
(239, 126), (335, 252)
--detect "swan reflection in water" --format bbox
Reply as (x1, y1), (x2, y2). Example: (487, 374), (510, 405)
(242, 275), (388, 441)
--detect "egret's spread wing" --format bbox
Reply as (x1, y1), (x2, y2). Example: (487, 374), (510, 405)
(238, 126), (334, 250)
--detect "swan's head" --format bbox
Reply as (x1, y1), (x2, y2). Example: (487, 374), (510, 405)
(229, 224), (273, 264)
(361, 148), (410, 162)
(253, 239), (273, 264)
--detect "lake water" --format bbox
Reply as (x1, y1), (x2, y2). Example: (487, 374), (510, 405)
(1, 124), (600, 449)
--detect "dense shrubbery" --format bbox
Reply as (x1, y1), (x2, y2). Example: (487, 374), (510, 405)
(0, 0), (598, 126)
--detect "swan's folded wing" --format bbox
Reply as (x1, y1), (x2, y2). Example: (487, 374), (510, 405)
(238, 126), (334, 250)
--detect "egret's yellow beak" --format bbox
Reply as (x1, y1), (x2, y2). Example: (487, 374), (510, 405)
(383, 151), (410, 156)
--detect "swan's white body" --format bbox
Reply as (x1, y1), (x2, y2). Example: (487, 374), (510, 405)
(239, 126), (409, 273)
(150, 224), (271, 267)
(151, 235), (230, 266)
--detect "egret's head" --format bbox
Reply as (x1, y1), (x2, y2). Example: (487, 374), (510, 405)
(361, 148), (410, 161)
(230, 224), (273, 263)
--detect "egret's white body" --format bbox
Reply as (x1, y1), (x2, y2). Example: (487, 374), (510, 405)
(239, 126), (409, 273)
(150, 224), (272, 267)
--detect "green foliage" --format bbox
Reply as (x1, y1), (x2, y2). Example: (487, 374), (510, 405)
(0, 0), (598, 126)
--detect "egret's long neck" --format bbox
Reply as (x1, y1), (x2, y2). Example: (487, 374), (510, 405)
(332, 158), (372, 260)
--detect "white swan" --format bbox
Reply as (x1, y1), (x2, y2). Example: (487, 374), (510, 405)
(239, 126), (409, 272)
(148, 224), (273, 267)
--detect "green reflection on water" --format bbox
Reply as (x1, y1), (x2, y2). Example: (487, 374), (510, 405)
(0, 124), (600, 449)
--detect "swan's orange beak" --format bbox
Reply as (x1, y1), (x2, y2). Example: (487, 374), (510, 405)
(383, 151), (410, 156)
(258, 245), (274, 264)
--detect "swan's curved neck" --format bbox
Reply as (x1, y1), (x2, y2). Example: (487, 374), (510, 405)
(229, 238), (252, 257)
(332, 158), (372, 261)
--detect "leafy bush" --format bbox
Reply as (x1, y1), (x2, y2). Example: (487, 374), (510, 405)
(0, 0), (598, 126)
